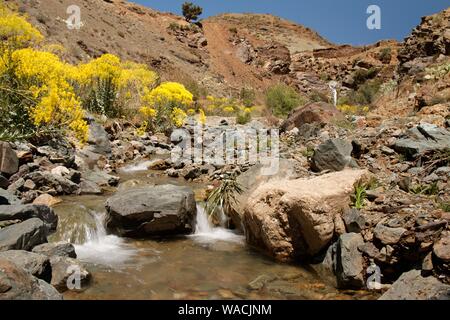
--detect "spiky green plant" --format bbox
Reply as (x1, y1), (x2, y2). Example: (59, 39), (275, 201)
(206, 178), (244, 224)
(353, 184), (367, 210)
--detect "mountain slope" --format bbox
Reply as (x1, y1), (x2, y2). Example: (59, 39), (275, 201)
(11, 0), (332, 96)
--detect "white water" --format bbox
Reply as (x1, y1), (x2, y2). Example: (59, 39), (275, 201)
(190, 204), (244, 244)
(120, 160), (155, 173)
(73, 204), (243, 266)
(74, 212), (137, 267)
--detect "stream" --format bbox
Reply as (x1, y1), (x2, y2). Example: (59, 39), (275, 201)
(50, 161), (375, 300)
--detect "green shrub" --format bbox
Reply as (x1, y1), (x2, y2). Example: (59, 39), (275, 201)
(309, 90), (329, 103)
(265, 84), (304, 117)
(236, 111), (251, 125)
(353, 67), (379, 86)
(378, 48), (392, 64)
(240, 88), (256, 107)
(346, 79), (382, 105)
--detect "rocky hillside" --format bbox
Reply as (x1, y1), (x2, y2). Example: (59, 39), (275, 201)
(10, 0), (332, 97)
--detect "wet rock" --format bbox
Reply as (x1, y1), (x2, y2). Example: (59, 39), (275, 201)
(32, 242), (76, 259)
(248, 274), (277, 290)
(0, 250), (51, 282)
(83, 170), (119, 188)
(343, 208), (367, 233)
(49, 256), (90, 292)
(379, 269), (450, 300)
(105, 185), (197, 237)
(392, 124), (450, 158)
(311, 139), (358, 172)
(0, 204), (58, 232)
(0, 218), (47, 252)
(336, 233), (365, 289)
(243, 169), (369, 261)
(280, 102), (344, 133)
(148, 159), (170, 170)
(0, 259), (62, 300)
(373, 223), (407, 245)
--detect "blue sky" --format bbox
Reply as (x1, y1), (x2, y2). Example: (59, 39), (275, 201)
(132, 0), (449, 45)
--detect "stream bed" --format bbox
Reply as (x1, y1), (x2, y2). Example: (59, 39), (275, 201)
(49, 163), (375, 300)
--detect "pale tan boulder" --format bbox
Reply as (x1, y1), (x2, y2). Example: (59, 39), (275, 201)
(243, 169), (369, 261)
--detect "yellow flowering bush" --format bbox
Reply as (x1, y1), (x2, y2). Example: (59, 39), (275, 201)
(74, 54), (158, 117)
(171, 107), (188, 128)
(0, 4), (43, 52)
(140, 82), (193, 130)
(9, 48), (88, 141)
(0, 6), (87, 141)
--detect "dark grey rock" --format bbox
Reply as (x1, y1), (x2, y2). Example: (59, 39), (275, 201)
(0, 188), (21, 205)
(0, 250), (51, 282)
(374, 223), (407, 245)
(0, 204), (58, 232)
(312, 139), (358, 172)
(32, 242), (77, 259)
(336, 233), (365, 289)
(0, 218), (47, 252)
(343, 208), (367, 233)
(105, 185), (197, 237)
(393, 124), (450, 158)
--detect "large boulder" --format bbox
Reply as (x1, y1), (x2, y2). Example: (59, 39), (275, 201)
(0, 259), (62, 300)
(0, 142), (19, 175)
(379, 270), (450, 300)
(280, 102), (344, 133)
(0, 204), (58, 232)
(392, 124), (450, 159)
(105, 185), (197, 237)
(335, 233), (365, 289)
(243, 169), (369, 261)
(311, 139), (358, 172)
(49, 256), (90, 292)
(0, 218), (48, 252)
(0, 250), (51, 282)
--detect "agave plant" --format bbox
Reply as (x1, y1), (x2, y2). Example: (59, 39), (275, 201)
(205, 177), (244, 226)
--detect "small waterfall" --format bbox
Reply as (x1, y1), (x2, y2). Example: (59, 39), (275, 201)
(73, 211), (137, 267)
(191, 204), (244, 244)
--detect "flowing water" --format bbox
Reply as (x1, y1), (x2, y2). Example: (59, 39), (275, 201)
(51, 161), (375, 300)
